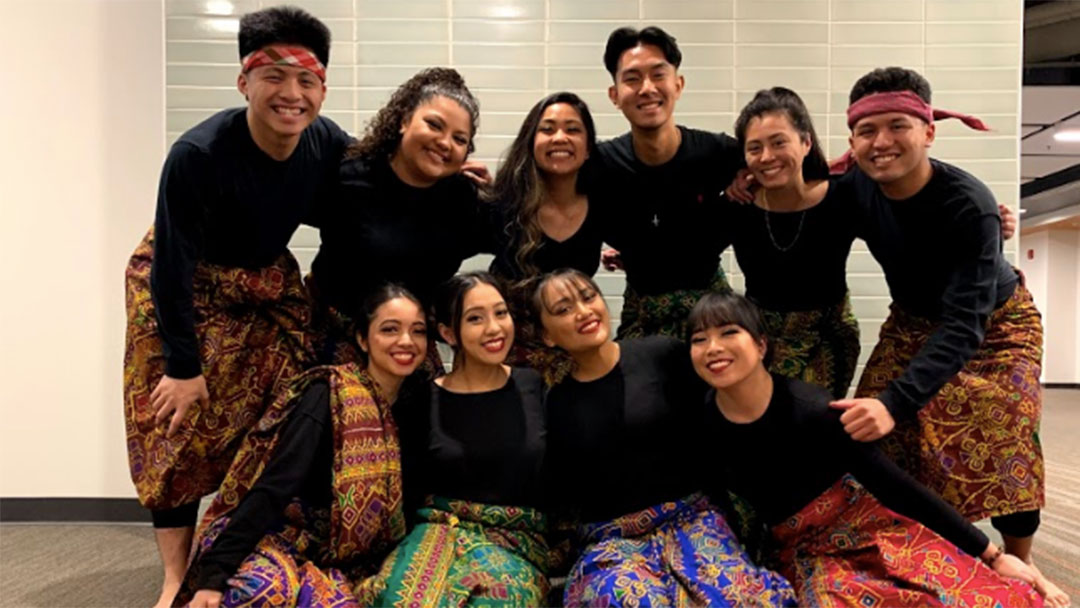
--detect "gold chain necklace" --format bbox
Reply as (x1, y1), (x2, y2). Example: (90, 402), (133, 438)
(761, 189), (807, 253)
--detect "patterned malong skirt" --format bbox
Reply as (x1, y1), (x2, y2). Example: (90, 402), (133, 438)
(856, 285), (1045, 521)
(616, 267), (732, 340)
(564, 494), (797, 607)
(176, 364), (407, 608)
(364, 497), (552, 607)
(760, 292), (861, 399)
(773, 475), (1043, 607)
(123, 228), (315, 510)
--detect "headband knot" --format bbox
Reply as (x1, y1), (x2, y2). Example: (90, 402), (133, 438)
(830, 90), (990, 175)
(241, 45), (326, 82)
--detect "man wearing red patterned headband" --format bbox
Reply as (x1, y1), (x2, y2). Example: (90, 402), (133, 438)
(121, 6), (351, 608)
(828, 67), (1067, 607)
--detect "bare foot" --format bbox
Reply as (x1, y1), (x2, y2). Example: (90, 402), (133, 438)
(1029, 562), (1071, 608)
(152, 579), (181, 608)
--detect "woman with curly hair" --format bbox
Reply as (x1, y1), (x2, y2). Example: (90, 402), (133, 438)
(487, 91), (603, 384)
(308, 67), (491, 363)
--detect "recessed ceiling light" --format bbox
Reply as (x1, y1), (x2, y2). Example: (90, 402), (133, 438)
(1053, 129), (1080, 143)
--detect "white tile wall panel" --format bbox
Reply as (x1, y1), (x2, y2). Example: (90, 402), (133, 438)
(357, 43), (450, 65)
(830, 0), (925, 22)
(734, 0), (829, 21)
(643, 0), (734, 20)
(452, 0), (545, 20)
(355, 0), (447, 19)
(163, 0), (1024, 394)
(925, 0), (1020, 21)
(550, 0), (638, 20)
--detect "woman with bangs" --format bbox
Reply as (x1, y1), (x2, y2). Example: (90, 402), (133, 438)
(535, 268), (795, 607)
(308, 67), (493, 366)
(687, 291), (1055, 607)
(367, 272), (553, 607)
(179, 285), (430, 608)
(487, 91), (604, 385)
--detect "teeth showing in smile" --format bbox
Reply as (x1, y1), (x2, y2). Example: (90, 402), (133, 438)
(548, 150), (572, 158)
(706, 360), (731, 373)
(638, 101), (661, 110)
(426, 149), (447, 163)
(273, 107), (302, 116)
(873, 154), (898, 165)
(761, 167), (782, 176)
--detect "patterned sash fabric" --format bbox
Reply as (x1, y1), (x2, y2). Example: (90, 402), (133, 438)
(362, 497), (552, 607)
(176, 364), (406, 607)
(760, 292), (860, 399)
(565, 494), (797, 607)
(772, 475), (1043, 607)
(124, 228), (315, 510)
(616, 268), (733, 340)
(855, 285), (1045, 521)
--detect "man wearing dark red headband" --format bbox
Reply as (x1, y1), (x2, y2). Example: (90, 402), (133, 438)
(121, 7), (350, 607)
(829, 67), (1066, 606)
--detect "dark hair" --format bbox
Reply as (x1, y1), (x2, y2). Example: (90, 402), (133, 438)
(238, 6), (331, 67)
(348, 67), (480, 162)
(530, 268), (605, 325)
(849, 67), (932, 105)
(355, 283), (424, 341)
(734, 87), (829, 182)
(687, 292), (767, 345)
(434, 271), (508, 352)
(491, 92), (598, 279)
(603, 26), (682, 80)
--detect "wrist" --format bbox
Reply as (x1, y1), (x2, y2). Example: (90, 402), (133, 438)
(981, 543), (1004, 567)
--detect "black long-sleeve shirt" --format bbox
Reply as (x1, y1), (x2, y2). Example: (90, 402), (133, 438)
(151, 109), (349, 378)
(589, 127), (743, 295)
(727, 179), (858, 311)
(396, 368), (547, 510)
(847, 160), (1018, 418)
(194, 381), (335, 592)
(310, 157), (492, 315)
(701, 375), (989, 558)
(545, 337), (708, 522)
(487, 197), (603, 281)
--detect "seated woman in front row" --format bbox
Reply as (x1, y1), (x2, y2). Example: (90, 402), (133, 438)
(534, 268), (796, 607)
(366, 272), (553, 606)
(687, 291), (1051, 608)
(179, 285), (429, 607)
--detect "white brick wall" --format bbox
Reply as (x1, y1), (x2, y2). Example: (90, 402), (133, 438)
(165, 0), (1023, 387)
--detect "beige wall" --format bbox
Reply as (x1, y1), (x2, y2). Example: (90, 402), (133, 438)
(1019, 227), (1080, 384)
(0, 0), (165, 497)
(1, 0), (1027, 498)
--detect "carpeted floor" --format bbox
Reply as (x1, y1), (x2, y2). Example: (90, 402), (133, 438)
(2, 389), (1078, 608)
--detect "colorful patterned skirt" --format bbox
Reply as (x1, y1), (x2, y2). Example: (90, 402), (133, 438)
(617, 268), (732, 340)
(856, 285), (1044, 521)
(564, 494), (797, 607)
(773, 475), (1043, 607)
(176, 364), (406, 607)
(363, 497), (552, 607)
(760, 292), (860, 399)
(123, 228), (315, 511)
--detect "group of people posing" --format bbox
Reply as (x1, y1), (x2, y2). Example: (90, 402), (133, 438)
(122, 5), (1068, 607)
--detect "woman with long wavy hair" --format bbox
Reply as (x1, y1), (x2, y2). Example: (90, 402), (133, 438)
(488, 92), (603, 384)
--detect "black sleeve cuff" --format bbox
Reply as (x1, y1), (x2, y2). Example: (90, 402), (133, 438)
(165, 355), (203, 380)
(195, 564), (231, 592)
(879, 385), (918, 422)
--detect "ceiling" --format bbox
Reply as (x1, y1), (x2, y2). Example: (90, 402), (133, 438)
(1020, 0), (1080, 227)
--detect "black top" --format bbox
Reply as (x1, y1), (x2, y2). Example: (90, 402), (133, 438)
(847, 159), (1019, 418)
(727, 179), (858, 311)
(151, 108), (350, 378)
(590, 127), (743, 295)
(487, 198), (603, 281)
(194, 380), (335, 592)
(310, 156), (491, 315)
(545, 336), (708, 522)
(397, 368), (547, 509)
(701, 375), (989, 558)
